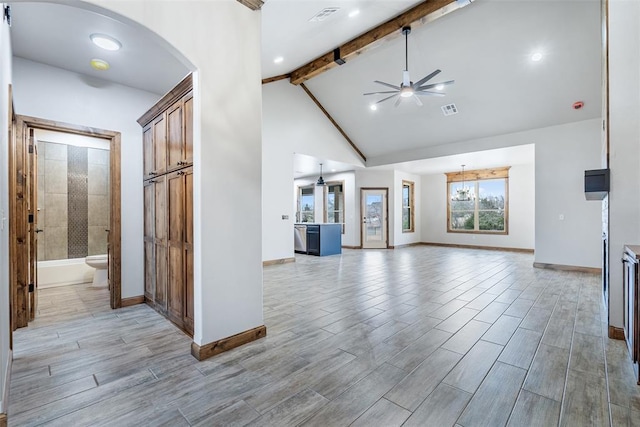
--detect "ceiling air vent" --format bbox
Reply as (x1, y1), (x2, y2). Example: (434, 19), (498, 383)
(309, 7), (340, 22)
(441, 103), (458, 116)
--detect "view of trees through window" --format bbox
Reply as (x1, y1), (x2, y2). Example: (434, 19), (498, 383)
(449, 178), (506, 233)
(325, 183), (344, 232)
(402, 181), (414, 232)
(299, 186), (314, 223)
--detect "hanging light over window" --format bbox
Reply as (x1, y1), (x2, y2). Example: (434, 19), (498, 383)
(316, 163), (326, 186)
(451, 164), (474, 201)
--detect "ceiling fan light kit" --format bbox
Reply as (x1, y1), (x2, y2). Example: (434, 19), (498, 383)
(364, 25), (454, 108)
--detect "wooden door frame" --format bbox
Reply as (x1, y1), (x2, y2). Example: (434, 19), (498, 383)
(12, 115), (122, 309)
(360, 187), (389, 249)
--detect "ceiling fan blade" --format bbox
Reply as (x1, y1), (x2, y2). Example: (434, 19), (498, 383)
(363, 90), (399, 96)
(394, 96), (402, 108)
(413, 95), (423, 107)
(374, 80), (401, 90)
(412, 69), (442, 89)
(417, 80), (455, 91)
(375, 93), (398, 104)
(415, 90), (446, 97)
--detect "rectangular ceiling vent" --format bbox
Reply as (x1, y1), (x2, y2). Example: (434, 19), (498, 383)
(309, 7), (340, 22)
(441, 103), (459, 116)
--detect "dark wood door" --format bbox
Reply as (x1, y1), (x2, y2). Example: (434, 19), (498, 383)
(11, 119), (30, 328)
(183, 167), (194, 335)
(167, 170), (184, 328)
(154, 176), (167, 314)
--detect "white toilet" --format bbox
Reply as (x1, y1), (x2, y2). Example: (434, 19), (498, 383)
(85, 254), (108, 288)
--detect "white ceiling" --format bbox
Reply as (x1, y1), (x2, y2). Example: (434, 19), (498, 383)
(264, 0), (600, 174)
(8, 0), (600, 178)
(9, 2), (190, 95)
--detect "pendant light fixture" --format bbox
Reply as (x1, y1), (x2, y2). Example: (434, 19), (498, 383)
(316, 163), (326, 186)
(452, 164), (473, 201)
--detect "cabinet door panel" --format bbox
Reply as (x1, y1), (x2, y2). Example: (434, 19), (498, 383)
(167, 172), (184, 327)
(183, 93), (193, 165)
(144, 241), (155, 302)
(154, 178), (166, 242)
(155, 244), (167, 313)
(153, 114), (167, 175)
(167, 102), (183, 170)
(144, 181), (153, 239)
(143, 124), (153, 178)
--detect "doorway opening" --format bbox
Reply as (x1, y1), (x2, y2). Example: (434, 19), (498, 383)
(11, 114), (121, 331)
(361, 187), (389, 249)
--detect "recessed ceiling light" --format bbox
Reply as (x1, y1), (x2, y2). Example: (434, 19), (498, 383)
(331, 169), (337, 172)
(90, 33), (121, 51)
(435, 84), (445, 90)
(90, 58), (110, 71)
(370, 104), (378, 111)
(273, 56), (284, 64)
(531, 52), (543, 62)
(348, 9), (360, 18)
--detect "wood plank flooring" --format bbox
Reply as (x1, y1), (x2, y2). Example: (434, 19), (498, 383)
(8, 246), (640, 426)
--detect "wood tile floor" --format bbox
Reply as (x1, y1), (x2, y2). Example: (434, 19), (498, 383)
(8, 247), (640, 426)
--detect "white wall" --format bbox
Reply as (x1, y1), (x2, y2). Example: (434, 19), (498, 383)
(421, 163), (535, 250)
(394, 171), (421, 247)
(608, 0), (640, 329)
(535, 119), (602, 268)
(263, 80), (364, 262)
(12, 57), (160, 299)
(0, 3), (11, 414)
(83, 0), (264, 345)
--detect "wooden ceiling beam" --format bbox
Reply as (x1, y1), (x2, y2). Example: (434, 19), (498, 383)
(289, 0), (459, 85)
(262, 73), (291, 85)
(236, 0), (264, 11)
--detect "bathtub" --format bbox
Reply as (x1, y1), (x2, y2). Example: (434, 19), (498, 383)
(37, 258), (95, 288)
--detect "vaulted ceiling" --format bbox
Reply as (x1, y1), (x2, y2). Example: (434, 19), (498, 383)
(262, 0), (601, 170)
(8, 0), (601, 176)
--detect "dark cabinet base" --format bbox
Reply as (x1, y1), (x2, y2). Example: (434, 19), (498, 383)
(301, 224), (341, 256)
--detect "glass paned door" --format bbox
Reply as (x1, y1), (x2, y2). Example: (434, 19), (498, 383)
(361, 188), (388, 249)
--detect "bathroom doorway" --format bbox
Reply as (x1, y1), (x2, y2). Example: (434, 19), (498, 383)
(11, 115), (121, 328)
(35, 129), (111, 286)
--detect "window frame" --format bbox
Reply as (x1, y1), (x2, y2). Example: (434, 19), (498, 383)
(297, 184), (315, 223)
(402, 180), (415, 233)
(446, 167), (510, 235)
(323, 180), (345, 234)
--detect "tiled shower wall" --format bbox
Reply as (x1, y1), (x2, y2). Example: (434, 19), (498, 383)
(37, 142), (110, 261)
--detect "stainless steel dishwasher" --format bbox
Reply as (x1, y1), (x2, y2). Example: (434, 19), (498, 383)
(294, 224), (307, 253)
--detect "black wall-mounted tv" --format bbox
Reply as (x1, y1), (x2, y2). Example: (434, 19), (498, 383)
(585, 168), (610, 200)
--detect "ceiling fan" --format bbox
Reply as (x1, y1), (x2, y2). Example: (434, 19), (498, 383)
(364, 26), (454, 107)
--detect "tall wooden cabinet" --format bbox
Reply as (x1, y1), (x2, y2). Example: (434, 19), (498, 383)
(139, 74), (193, 336)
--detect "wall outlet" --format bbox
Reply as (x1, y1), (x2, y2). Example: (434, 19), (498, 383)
(282, 215), (289, 220)
(559, 214), (565, 221)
